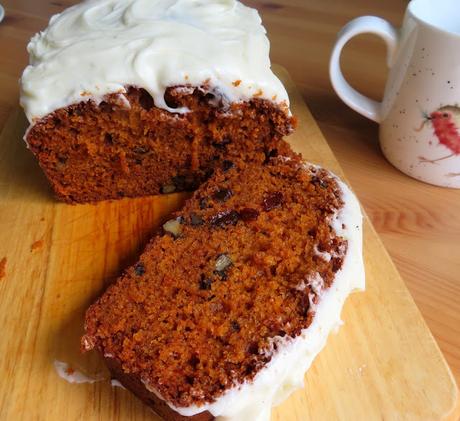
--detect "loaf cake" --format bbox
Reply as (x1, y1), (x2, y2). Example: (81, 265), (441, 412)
(20, 0), (295, 203)
(82, 155), (365, 420)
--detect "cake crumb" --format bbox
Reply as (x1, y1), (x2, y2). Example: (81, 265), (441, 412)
(0, 257), (6, 280)
(31, 239), (44, 252)
(232, 80), (241, 87)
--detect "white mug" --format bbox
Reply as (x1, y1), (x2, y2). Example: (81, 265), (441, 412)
(330, 0), (460, 188)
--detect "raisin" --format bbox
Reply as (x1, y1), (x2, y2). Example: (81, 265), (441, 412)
(189, 355), (200, 368)
(210, 210), (240, 227)
(263, 148), (278, 163)
(134, 262), (145, 276)
(230, 320), (240, 332)
(214, 270), (228, 281)
(133, 146), (148, 154)
(199, 276), (212, 290)
(213, 188), (232, 202)
(222, 160), (235, 172)
(298, 293), (310, 317)
(199, 198), (208, 209)
(239, 208), (259, 221)
(311, 176), (328, 189)
(212, 138), (232, 149)
(262, 191), (283, 211)
(331, 257), (343, 273)
(160, 184), (176, 194)
(247, 342), (259, 355)
(104, 133), (114, 145)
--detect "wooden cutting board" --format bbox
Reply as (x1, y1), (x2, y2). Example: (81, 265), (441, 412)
(0, 66), (458, 421)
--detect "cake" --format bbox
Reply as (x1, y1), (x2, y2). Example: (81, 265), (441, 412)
(20, 0), (295, 203)
(82, 154), (365, 420)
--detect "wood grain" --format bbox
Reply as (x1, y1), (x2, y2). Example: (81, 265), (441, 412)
(0, 65), (458, 420)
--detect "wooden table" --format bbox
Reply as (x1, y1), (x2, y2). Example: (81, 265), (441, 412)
(0, 0), (458, 391)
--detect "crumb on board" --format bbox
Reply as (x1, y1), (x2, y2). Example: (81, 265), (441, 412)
(31, 239), (44, 252)
(0, 257), (6, 280)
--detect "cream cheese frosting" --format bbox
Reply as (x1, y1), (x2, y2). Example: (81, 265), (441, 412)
(20, 0), (290, 123)
(143, 164), (365, 421)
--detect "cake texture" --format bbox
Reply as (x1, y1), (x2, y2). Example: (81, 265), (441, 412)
(82, 155), (365, 421)
(20, 0), (294, 203)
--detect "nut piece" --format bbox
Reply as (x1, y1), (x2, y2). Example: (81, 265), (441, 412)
(163, 218), (182, 238)
(161, 183), (176, 194)
(215, 253), (233, 272)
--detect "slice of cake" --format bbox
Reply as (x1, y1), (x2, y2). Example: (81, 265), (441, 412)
(82, 155), (365, 420)
(20, 0), (295, 203)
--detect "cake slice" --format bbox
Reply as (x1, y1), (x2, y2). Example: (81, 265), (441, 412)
(82, 155), (365, 420)
(20, 0), (294, 203)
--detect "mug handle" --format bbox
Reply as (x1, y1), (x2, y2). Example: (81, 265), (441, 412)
(329, 16), (399, 123)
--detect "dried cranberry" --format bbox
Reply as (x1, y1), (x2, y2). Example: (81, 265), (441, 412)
(262, 191), (283, 211)
(213, 188), (232, 202)
(210, 210), (240, 227)
(239, 208), (259, 221)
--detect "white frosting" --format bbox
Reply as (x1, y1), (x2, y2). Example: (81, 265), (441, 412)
(20, 0), (289, 123)
(144, 166), (365, 421)
(54, 360), (106, 384)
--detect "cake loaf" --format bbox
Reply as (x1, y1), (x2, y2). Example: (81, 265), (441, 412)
(82, 155), (365, 420)
(20, 0), (295, 203)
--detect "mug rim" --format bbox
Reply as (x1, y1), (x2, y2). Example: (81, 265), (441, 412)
(408, 0), (460, 39)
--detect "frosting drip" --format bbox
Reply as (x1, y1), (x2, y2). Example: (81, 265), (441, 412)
(20, 0), (289, 122)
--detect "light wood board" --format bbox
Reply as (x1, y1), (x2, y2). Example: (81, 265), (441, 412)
(0, 66), (458, 421)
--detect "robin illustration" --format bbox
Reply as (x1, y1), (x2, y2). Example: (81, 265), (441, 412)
(416, 105), (460, 164)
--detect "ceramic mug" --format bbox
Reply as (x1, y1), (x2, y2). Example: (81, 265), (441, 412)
(330, 0), (460, 188)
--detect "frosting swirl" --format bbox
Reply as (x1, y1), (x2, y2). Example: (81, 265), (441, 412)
(20, 0), (289, 122)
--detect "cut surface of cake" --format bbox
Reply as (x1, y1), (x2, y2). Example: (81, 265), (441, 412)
(82, 155), (365, 421)
(20, 0), (295, 203)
